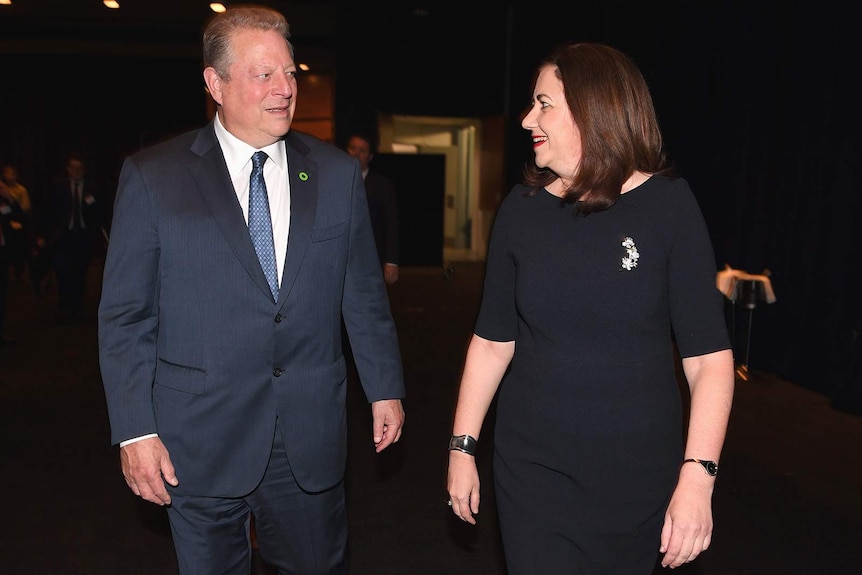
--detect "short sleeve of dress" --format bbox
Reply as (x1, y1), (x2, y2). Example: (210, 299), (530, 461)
(474, 188), (519, 342)
(668, 180), (732, 357)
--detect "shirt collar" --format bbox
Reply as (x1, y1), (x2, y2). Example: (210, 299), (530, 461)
(213, 112), (286, 175)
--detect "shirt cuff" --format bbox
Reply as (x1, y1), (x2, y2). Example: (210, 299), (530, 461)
(120, 433), (159, 447)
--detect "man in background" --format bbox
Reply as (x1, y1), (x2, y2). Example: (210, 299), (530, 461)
(45, 153), (103, 322)
(346, 132), (400, 285)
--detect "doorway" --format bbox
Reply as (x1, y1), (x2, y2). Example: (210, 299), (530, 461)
(376, 113), (506, 265)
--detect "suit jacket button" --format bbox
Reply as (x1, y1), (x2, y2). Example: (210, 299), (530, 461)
(274, 314), (283, 323)
(272, 368), (283, 377)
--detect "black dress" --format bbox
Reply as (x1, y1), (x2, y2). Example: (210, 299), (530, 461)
(475, 176), (730, 574)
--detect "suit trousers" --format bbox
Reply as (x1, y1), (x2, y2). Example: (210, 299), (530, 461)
(53, 229), (93, 317)
(166, 418), (348, 575)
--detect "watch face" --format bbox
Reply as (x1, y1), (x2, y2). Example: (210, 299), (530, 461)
(705, 461), (719, 476)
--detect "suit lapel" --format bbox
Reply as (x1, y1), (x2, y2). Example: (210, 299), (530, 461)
(278, 133), (317, 306)
(188, 124), (276, 300)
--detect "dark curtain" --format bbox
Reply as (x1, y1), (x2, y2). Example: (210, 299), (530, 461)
(660, 1), (861, 394)
(499, 0), (860, 396)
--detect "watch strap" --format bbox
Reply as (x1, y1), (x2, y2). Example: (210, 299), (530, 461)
(448, 434), (477, 456)
(683, 458), (718, 476)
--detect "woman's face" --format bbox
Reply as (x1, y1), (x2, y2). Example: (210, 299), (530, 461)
(521, 65), (581, 183)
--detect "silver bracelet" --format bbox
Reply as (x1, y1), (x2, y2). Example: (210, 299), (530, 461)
(448, 434), (477, 456)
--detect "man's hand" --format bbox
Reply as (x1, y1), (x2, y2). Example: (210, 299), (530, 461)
(370, 398), (405, 452)
(383, 263), (399, 285)
(119, 437), (178, 505)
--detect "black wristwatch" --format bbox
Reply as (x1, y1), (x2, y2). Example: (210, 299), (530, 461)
(683, 458), (718, 476)
(448, 434), (477, 456)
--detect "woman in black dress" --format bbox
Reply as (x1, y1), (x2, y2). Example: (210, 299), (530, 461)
(446, 42), (734, 574)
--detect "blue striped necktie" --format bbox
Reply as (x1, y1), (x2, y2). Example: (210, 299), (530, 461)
(248, 151), (279, 301)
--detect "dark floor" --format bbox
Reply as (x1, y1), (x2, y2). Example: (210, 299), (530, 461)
(1, 258), (861, 574)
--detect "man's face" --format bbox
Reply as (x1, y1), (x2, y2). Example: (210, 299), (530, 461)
(67, 159), (85, 181)
(206, 28), (297, 149)
(346, 136), (372, 172)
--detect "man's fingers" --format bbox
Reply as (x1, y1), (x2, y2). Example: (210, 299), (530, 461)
(119, 439), (176, 505)
(125, 476), (169, 505)
(161, 460), (179, 487)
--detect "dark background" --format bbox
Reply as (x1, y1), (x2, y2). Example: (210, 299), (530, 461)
(1, 0), (859, 401)
(372, 153), (445, 267)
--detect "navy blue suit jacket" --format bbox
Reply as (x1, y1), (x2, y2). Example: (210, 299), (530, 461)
(99, 123), (404, 496)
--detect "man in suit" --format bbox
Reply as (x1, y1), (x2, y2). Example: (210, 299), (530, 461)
(0, 180), (23, 345)
(345, 133), (400, 285)
(46, 153), (103, 322)
(98, 5), (405, 574)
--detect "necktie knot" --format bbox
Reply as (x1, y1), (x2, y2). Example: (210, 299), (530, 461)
(252, 151), (268, 173)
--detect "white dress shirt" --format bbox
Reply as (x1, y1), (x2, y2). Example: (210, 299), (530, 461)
(214, 112), (291, 286)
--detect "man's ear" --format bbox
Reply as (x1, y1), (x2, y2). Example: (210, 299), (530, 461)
(203, 67), (223, 106)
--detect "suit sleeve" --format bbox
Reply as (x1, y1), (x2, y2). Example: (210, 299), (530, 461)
(98, 157), (162, 445)
(341, 165), (406, 402)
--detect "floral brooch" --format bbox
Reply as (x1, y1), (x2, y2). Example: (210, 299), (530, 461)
(621, 236), (639, 270)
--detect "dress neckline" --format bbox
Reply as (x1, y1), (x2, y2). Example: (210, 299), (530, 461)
(540, 174), (655, 201)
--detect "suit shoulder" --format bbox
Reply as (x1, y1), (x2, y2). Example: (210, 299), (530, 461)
(288, 131), (354, 166)
(126, 128), (200, 166)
